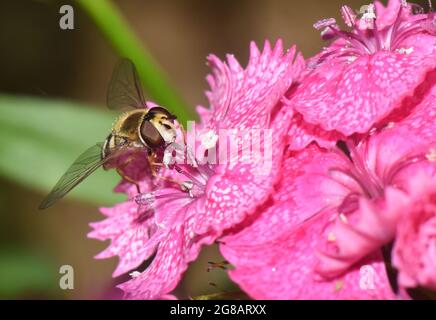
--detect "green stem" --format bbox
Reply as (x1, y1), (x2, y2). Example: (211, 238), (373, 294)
(77, 0), (196, 124)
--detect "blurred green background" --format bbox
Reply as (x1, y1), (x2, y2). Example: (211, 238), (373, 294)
(0, 0), (418, 299)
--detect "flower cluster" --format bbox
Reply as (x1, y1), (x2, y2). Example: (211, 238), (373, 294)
(89, 0), (435, 299)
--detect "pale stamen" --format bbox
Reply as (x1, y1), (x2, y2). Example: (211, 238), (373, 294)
(312, 1), (433, 66)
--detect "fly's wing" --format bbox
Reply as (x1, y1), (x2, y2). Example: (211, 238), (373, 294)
(39, 143), (110, 209)
(107, 58), (147, 111)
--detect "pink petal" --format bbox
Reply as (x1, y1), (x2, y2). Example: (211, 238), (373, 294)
(316, 189), (407, 278)
(221, 207), (395, 299)
(195, 105), (212, 126)
(219, 147), (336, 247)
(205, 40), (304, 130)
(392, 173), (436, 290)
(118, 215), (215, 299)
(400, 32), (436, 58)
(89, 202), (159, 277)
(288, 145), (357, 221)
(389, 80), (436, 142)
(192, 41), (304, 236)
(291, 51), (436, 135)
(363, 82), (436, 186)
(374, 0), (402, 30)
(220, 147), (396, 299)
(195, 104), (295, 235)
(287, 112), (345, 151)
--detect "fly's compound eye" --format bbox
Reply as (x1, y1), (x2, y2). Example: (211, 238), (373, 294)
(140, 120), (165, 149)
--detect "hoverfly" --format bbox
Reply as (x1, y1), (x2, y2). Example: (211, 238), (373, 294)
(39, 59), (178, 210)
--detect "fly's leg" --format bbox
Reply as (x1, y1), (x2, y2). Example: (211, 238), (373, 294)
(146, 151), (160, 178)
(146, 154), (181, 187)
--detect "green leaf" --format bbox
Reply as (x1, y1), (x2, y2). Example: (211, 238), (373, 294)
(77, 0), (197, 125)
(0, 95), (126, 206)
(0, 247), (56, 297)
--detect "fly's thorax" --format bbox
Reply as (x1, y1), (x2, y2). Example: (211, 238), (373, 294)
(112, 109), (148, 141)
(101, 109), (148, 160)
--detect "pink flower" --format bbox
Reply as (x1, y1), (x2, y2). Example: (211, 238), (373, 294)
(220, 145), (396, 299)
(287, 0), (436, 137)
(220, 80), (435, 299)
(315, 86), (436, 280)
(393, 173), (436, 291)
(86, 1), (435, 300)
(89, 40), (303, 299)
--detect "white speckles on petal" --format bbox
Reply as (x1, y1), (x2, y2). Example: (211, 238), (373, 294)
(291, 51), (436, 135)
